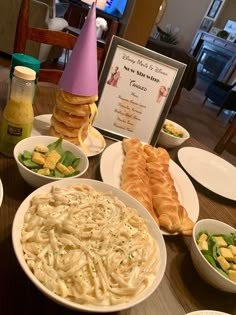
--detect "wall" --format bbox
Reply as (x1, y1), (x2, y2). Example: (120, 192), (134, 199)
(123, 0), (162, 46)
(158, 0), (212, 49)
(215, 0), (236, 29)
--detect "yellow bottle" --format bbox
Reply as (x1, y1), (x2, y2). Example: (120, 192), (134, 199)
(0, 66), (36, 157)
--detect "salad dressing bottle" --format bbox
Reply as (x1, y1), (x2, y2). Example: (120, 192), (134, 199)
(0, 66), (36, 157)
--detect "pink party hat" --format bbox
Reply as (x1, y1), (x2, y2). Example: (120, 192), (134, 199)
(59, 2), (98, 96)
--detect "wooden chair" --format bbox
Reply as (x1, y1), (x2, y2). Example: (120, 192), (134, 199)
(14, 0), (118, 84)
(214, 117), (236, 156)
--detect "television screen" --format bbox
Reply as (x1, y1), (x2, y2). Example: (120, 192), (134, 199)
(81, 0), (129, 18)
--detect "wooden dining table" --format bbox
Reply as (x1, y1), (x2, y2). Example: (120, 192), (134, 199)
(0, 82), (235, 315)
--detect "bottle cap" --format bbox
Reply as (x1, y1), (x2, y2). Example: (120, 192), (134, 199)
(10, 53), (40, 79)
(13, 66), (36, 81)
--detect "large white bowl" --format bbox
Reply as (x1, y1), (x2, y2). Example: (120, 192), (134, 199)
(12, 178), (167, 313)
(186, 311), (230, 315)
(13, 136), (89, 188)
(191, 219), (236, 293)
(157, 119), (190, 149)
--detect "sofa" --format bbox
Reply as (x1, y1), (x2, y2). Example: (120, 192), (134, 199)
(0, 0), (69, 62)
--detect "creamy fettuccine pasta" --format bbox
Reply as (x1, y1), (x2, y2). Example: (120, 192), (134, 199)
(21, 184), (160, 306)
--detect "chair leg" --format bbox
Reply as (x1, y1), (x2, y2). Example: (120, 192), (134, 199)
(217, 107), (224, 117)
(214, 117), (236, 154)
(202, 96), (208, 107)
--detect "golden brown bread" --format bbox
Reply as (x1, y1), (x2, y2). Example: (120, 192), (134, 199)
(144, 144), (194, 235)
(49, 126), (88, 145)
(56, 91), (91, 117)
(60, 89), (98, 105)
(50, 116), (89, 139)
(121, 138), (159, 225)
(53, 105), (90, 128)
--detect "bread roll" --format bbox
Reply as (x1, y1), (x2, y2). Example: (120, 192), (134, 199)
(49, 126), (88, 145)
(121, 138), (159, 225)
(56, 92), (91, 117)
(144, 144), (194, 235)
(60, 89), (98, 105)
(53, 105), (90, 128)
(51, 116), (89, 138)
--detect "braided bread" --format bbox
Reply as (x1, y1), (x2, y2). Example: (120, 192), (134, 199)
(121, 138), (159, 225)
(144, 144), (194, 235)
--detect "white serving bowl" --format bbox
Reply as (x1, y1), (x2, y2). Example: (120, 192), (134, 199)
(12, 178), (167, 313)
(157, 119), (190, 149)
(13, 136), (89, 188)
(186, 311), (230, 315)
(191, 219), (236, 293)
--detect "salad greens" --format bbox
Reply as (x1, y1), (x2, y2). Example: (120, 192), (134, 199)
(196, 230), (236, 281)
(18, 138), (80, 178)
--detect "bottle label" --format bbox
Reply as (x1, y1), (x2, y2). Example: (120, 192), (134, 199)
(0, 118), (32, 157)
(7, 125), (23, 137)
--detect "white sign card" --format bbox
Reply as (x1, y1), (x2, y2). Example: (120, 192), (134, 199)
(93, 36), (186, 145)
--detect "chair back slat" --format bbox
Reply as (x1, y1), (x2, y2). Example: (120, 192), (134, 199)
(14, 0), (118, 84)
(214, 117), (236, 156)
(28, 27), (77, 50)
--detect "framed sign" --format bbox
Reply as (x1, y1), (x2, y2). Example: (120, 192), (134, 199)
(93, 36), (186, 146)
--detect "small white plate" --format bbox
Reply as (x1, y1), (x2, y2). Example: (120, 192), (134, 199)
(0, 179), (3, 208)
(31, 114), (106, 157)
(178, 147), (236, 201)
(100, 142), (199, 235)
(185, 311), (230, 315)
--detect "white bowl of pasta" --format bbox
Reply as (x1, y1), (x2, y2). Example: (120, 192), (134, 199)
(12, 178), (167, 312)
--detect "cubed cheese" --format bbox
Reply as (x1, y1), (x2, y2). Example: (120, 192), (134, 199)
(229, 245), (236, 256)
(56, 163), (71, 176)
(37, 168), (50, 176)
(198, 240), (208, 251)
(220, 247), (234, 261)
(35, 145), (48, 153)
(232, 264), (236, 271)
(217, 256), (230, 271)
(67, 166), (75, 174)
(198, 233), (208, 242)
(213, 236), (227, 247)
(44, 150), (61, 170)
(32, 152), (45, 165)
(228, 270), (236, 282)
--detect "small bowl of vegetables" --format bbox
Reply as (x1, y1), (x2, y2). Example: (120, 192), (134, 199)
(13, 136), (89, 188)
(191, 219), (236, 293)
(157, 119), (190, 149)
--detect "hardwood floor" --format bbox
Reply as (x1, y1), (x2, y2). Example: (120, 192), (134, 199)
(0, 53), (235, 166)
(168, 80), (236, 166)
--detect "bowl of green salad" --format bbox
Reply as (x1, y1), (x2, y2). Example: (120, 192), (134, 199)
(157, 119), (190, 149)
(13, 136), (89, 188)
(191, 219), (236, 293)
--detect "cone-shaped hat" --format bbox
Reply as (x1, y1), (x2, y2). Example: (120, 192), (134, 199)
(59, 2), (98, 96)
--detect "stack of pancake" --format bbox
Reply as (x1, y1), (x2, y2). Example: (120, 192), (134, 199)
(49, 89), (98, 145)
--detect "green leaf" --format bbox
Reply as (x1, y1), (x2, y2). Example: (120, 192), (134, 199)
(54, 169), (65, 178)
(203, 253), (228, 278)
(47, 137), (63, 156)
(60, 151), (75, 167)
(65, 170), (80, 177)
(22, 160), (41, 169)
(72, 158), (80, 169)
(22, 150), (32, 159)
(18, 154), (24, 164)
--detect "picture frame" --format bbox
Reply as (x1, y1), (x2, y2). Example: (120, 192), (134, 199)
(200, 18), (213, 32)
(207, 0), (223, 19)
(93, 36), (186, 146)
